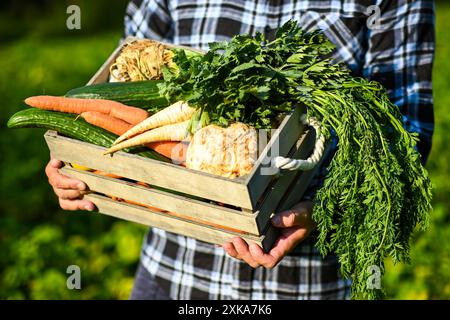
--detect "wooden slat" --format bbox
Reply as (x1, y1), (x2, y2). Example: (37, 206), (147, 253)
(45, 131), (254, 209)
(87, 37), (136, 85)
(258, 224), (279, 252)
(87, 44), (122, 85)
(84, 193), (277, 251)
(61, 166), (260, 234)
(253, 128), (316, 233)
(245, 106), (305, 208)
(165, 43), (206, 54)
(277, 141), (332, 212)
(249, 131), (328, 250)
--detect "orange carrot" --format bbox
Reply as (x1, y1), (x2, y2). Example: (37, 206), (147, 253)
(146, 141), (188, 165)
(92, 170), (123, 179)
(136, 181), (151, 188)
(24, 95), (149, 125)
(81, 111), (132, 136)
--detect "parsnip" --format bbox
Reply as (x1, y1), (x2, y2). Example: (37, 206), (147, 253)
(113, 101), (194, 145)
(104, 120), (191, 155)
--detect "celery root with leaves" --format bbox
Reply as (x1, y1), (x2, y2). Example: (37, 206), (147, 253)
(162, 21), (432, 299)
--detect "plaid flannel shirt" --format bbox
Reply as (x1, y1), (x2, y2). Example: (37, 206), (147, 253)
(124, 0), (435, 299)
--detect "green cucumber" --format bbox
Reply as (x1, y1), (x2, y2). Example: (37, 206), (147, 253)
(65, 80), (170, 113)
(7, 108), (169, 162)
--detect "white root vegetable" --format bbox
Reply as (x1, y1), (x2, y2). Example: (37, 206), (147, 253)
(104, 120), (191, 155)
(186, 123), (257, 178)
(113, 101), (195, 145)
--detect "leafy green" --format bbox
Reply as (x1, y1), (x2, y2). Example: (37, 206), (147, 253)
(162, 20), (433, 299)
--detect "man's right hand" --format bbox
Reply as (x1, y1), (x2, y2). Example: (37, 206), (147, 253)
(45, 157), (95, 211)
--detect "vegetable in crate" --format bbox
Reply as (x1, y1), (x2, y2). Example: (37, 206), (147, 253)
(65, 80), (170, 112)
(186, 122), (257, 178)
(80, 111), (133, 136)
(110, 39), (176, 81)
(24, 95), (149, 125)
(160, 20), (432, 299)
(104, 101), (197, 155)
(113, 101), (195, 145)
(104, 120), (191, 155)
(109, 39), (202, 82)
(6, 108), (168, 162)
(80, 111), (188, 163)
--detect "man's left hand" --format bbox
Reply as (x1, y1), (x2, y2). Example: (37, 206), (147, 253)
(223, 200), (315, 268)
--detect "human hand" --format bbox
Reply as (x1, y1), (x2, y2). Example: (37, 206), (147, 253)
(223, 200), (315, 268)
(45, 157), (95, 211)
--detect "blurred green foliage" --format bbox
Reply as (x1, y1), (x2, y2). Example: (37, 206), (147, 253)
(383, 2), (450, 299)
(0, 0), (146, 300)
(0, 0), (129, 42)
(0, 0), (449, 300)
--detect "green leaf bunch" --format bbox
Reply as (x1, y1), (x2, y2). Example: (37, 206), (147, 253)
(162, 20), (433, 299)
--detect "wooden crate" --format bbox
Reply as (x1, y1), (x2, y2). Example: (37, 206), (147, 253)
(44, 38), (322, 251)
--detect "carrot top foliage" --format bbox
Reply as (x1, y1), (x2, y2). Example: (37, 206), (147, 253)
(162, 20), (433, 299)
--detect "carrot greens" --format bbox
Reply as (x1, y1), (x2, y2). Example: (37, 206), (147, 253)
(162, 20), (433, 299)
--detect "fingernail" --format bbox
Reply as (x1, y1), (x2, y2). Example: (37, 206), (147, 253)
(272, 215), (281, 226)
(77, 183), (85, 191)
(85, 203), (94, 211)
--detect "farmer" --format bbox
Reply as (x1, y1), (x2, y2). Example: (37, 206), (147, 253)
(45, 0), (435, 299)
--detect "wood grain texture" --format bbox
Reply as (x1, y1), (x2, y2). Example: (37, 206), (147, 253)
(84, 193), (276, 250)
(253, 128), (316, 233)
(87, 43), (124, 85)
(277, 140), (332, 212)
(45, 130), (253, 208)
(60, 166), (261, 234)
(245, 106), (305, 208)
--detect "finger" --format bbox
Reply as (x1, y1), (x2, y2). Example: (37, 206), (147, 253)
(248, 243), (279, 269)
(45, 159), (61, 178)
(53, 186), (85, 200)
(271, 201), (313, 228)
(270, 227), (309, 258)
(248, 226), (311, 269)
(50, 158), (63, 168)
(232, 237), (260, 268)
(49, 172), (86, 191)
(223, 242), (239, 258)
(46, 158), (87, 191)
(59, 198), (95, 211)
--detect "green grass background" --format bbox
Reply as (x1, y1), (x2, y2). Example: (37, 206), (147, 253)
(0, 0), (449, 299)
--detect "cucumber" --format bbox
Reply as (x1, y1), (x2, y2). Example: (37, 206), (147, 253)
(65, 80), (170, 113)
(7, 108), (169, 162)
